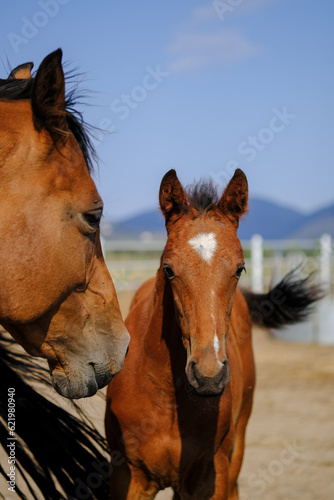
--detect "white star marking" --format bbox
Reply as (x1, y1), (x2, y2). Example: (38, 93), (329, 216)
(188, 232), (217, 263)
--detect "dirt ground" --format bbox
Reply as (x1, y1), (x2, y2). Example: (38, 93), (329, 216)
(1, 291), (333, 499)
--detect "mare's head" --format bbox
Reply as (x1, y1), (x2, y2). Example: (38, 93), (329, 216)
(159, 169), (248, 396)
(0, 50), (129, 398)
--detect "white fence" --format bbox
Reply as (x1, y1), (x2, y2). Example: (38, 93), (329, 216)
(247, 233), (333, 295)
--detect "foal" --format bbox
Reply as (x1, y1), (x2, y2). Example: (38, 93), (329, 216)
(106, 169), (254, 499)
(106, 169), (320, 499)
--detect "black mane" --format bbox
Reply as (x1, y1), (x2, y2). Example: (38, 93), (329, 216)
(0, 77), (33, 99)
(0, 74), (96, 173)
(187, 179), (219, 212)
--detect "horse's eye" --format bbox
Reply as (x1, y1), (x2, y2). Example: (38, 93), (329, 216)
(83, 210), (102, 230)
(163, 265), (175, 280)
(235, 265), (246, 279)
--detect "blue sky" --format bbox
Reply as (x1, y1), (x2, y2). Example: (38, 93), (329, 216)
(1, 0), (333, 221)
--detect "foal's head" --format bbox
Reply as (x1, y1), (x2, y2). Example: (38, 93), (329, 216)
(159, 169), (248, 396)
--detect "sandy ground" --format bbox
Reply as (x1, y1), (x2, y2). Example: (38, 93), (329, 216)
(1, 290), (333, 499)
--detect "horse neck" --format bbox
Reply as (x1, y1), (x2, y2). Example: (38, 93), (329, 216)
(142, 271), (186, 379)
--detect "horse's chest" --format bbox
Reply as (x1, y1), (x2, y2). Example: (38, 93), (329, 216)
(130, 415), (181, 486)
(128, 392), (232, 489)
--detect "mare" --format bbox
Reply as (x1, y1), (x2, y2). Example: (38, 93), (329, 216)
(0, 49), (129, 398)
(105, 169), (321, 499)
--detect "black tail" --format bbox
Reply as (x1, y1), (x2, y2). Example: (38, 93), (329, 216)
(242, 269), (324, 329)
(0, 331), (110, 500)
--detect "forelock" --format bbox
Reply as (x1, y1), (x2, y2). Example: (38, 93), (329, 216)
(187, 179), (218, 213)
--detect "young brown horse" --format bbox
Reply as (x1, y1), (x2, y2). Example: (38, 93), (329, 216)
(0, 50), (129, 398)
(105, 169), (321, 499)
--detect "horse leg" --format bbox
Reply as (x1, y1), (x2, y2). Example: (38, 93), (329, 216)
(203, 455), (230, 500)
(110, 460), (158, 500)
(109, 458), (131, 500)
(227, 397), (253, 500)
(228, 487), (238, 500)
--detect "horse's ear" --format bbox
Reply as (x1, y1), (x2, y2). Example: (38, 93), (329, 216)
(31, 49), (68, 140)
(159, 169), (187, 223)
(217, 169), (248, 227)
(8, 62), (34, 80)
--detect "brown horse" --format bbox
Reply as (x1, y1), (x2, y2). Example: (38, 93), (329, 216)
(0, 49), (129, 399)
(105, 169), (321, 499)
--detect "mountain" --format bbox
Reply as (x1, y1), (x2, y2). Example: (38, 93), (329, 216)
(107, 198), (334, 240)
(238, 199), (307, 240)
(291, 203), (334, 238)
(110, 210), (165, 236)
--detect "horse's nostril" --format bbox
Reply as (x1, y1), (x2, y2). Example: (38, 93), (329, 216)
(192, 364), (200, 384)
(125, 346), (129, 357)
(220, 358), (230, 385)
(188, 360), (200, 388)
